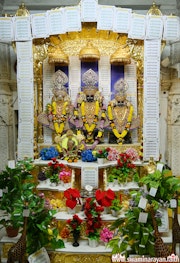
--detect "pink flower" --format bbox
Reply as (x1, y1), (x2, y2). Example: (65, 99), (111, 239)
(100, 227), (114, 243)
(106, 147), (119, 161)
(125, 148), (139, 161)
(59, 170), (71, 180)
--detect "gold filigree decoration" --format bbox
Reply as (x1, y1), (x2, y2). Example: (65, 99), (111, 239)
(110, 44), (131, 65)
(147, 2), (162, 16)
(49, 252), (112, 263)
(15, 3), (30, 16)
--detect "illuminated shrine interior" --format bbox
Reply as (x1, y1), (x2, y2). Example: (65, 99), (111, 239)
(0, 1), (180, 262)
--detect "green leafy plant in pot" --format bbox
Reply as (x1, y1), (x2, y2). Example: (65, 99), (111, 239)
(110, 196), (122, 217)
(0, 158), (34, 237)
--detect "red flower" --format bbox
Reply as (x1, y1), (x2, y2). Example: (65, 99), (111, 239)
(84, 197), (103, 239)
(64, 188), (81, 209)
(66, 214), (83, 231)
(47, 158), (67, 176)
(95, 189), (115, 207)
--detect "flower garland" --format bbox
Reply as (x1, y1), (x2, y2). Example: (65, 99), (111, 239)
(80, 100), (99, 133)
(51, 101), (68, 135)
(107, 104), (133, 144)
(74, 100), (106, 147)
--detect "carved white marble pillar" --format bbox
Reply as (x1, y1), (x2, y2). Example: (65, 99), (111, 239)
(167, 79), (180, 176)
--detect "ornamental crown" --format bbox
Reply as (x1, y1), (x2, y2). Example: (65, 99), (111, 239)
(52, 70), (68, 91)
(82, 69), (98, 91)
(114, 78), (128, 97)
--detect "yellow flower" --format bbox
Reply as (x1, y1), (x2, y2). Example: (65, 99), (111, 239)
(48, 228), (53, 236)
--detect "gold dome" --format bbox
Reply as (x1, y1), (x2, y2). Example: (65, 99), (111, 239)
(48, 47), (69, 65)
(110, 44), (131, 65)
(79, 41), (100, 62)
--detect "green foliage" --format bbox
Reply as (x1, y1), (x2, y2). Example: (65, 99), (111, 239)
(110, 198), (122, 211)
(107, 165), (180, 258)
(0, 158), (34, 228)
(140, 169), (180, 202)
(107, 166), (139, 184)
(0, 158), (65, 255)
(25, 193), (64, 254)
(108, 204), (156, 258)
(49, 173), (59, 184)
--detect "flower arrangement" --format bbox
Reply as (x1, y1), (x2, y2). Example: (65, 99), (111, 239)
(116, 152), (138, 183)
(84, 197), (104, 240)
(60, 226), (70, 239)
(49, 198), (64, 210)
(95, 148), (108, 159)
(81, 149), (97, 162)
(40, 146), (59, 160)
(66, 214), (83, 232)
(106, 147), (119, 161)
(59, 169), (72, 183)
(95, 189), (115, 207)
(125, 148), (139, 161)
(45, 158), (66, 184)
(100, 227), (114, 243)
(64, 188), (81, 209)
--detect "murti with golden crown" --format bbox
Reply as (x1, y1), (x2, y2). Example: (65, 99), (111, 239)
(72, 69), (107, 147)
(107, 78), (136, 145)
(38, 70), (72, 137)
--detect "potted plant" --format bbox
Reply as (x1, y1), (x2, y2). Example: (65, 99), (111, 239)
(64, 188), (81, 213)
(108, 191), (156, 258)
(49, 173), (59, 185)
(59, 168), (72, 187)
(0, 158), (34, 237)
(66, 214), (83, 247)
(84, 197), (104, 247)
(108, 165), (180, 258)
(45, 158), (65, 186)
(60, 226), (70, 241)
(107, 151), (139, 186)
(106, 147), (119, 161)
(95, 148), (109, 164)
(116, 152), (138, 183)
(100, 227), (114, 245)
(95, 189), (115, 213)
(110, 196), (122, 217)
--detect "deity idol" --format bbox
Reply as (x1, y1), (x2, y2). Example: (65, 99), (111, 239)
(37, 70), (72, 137)
(71, 69), (107, 149)
(54, 129), (85, 161)
(107, 78), (139, 144)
